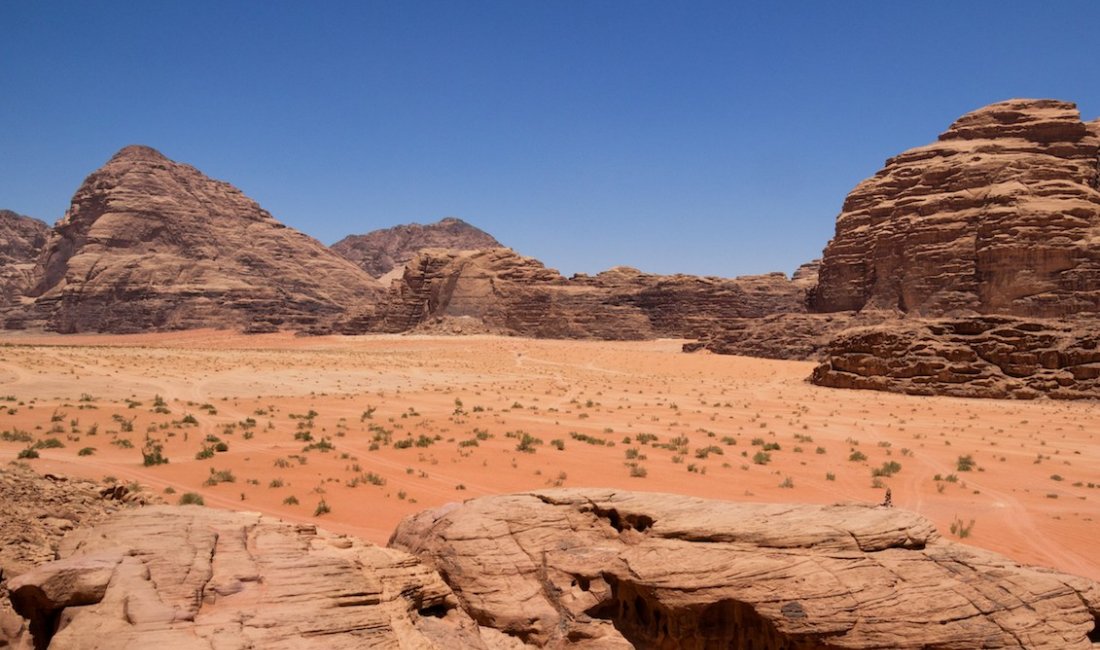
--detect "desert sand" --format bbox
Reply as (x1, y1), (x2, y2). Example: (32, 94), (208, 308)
(0, 330), (1096, 581)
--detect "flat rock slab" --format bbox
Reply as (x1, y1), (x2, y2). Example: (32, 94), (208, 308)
(10, 506), (486, 649)
(390, 489), (1100, 649)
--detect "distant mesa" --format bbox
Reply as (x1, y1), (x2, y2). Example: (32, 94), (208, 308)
(332, 217), (502, 279)
(342, 246), (808, 339)
(12, 145), (381, 333)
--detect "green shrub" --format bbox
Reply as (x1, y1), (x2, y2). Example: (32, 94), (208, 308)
(178, 492), (205, 506)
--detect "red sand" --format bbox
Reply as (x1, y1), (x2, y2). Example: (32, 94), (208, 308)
(1, 331), (1097, 580)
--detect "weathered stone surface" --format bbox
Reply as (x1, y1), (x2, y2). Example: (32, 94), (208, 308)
(0, 466), (154, 650)
(811, 315), (1100, 400)
(0, 210), (48, 314)
(332, 217), (502, 279)
(11, 506), (487, 649)
(812, 99), (1100, 318)
(347, 248), (807, 340)
(21, 145), (381, 333)
(392, 490), (1100, 649)
(683, 312), (863, 360)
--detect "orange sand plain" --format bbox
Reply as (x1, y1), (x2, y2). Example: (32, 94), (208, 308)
(0, 330), (1097, 580)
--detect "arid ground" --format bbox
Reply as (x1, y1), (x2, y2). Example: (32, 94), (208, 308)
(1, 331), (1096, 581)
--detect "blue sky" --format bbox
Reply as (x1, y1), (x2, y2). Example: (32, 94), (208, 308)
(3, 2), (1099, 277)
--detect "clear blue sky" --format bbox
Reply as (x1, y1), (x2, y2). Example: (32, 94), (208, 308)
(3, 2), (1099, 277)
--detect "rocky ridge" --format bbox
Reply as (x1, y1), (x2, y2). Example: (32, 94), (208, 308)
(349, 247), (808, 339)
(392, 489), (1100, 649)
(332, 217), (502, 279)
(17, 145), (381, 333)
(0, 211), (48, 311)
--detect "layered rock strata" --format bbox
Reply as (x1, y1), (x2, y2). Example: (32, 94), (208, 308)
(332, 217), (502, 279)
(812, 99), (1100, 318)
(391, 489), (1100, 649)
(0, 210), (48, 313)
(8, 506), (486, 649)
(811, 315), (1100, 399)
(21, 145), (381, 333)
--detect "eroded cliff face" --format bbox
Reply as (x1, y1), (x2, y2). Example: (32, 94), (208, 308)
(391, 489), (1100, 649)
(0, 210), (48, 314)
(811, 99), (1100, 319)
(22, 146), (381, 333)
(811, 316), (1100, 400)
(350, 248), (808, 340)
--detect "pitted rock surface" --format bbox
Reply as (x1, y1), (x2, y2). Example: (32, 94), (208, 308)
(390, 489), (1100, 649)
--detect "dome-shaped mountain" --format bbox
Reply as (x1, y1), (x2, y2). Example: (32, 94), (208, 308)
(25, 145), (381, 333)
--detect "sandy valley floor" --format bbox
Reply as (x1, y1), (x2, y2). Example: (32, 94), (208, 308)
(0, 330), (1097, 581)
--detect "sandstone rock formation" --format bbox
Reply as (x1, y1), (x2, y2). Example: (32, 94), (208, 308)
(349, 248), (808, 340)
(20, 145), (381, 333)
(9, 505), (487, 649)
(0, 210), (48, 313)
(0, 466), (155, 649)
(392, 489), (1100, 649)
(812, 315), (1100, 400)
(812, 99), (1100, 319)
(332, 217), (502, 279)
(683, 312), (860, 360)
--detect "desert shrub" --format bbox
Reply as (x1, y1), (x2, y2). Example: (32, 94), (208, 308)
(178, 492), (205, 506)
(956, 455), (975, 472)
(141, 439), (168, 466)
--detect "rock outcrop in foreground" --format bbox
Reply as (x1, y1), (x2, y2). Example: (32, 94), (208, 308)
(21, 145), (381, 333)
(332, 217), (503, 279)
(8, 505), (485, 649)
(351, 248), (809, 339)
(0, 466), (154, 649)
(812, 99), (1100, 318)
(0, 210), (48, 312)
(392, 489), (1100, 649)
(812, 316), (1100, 400)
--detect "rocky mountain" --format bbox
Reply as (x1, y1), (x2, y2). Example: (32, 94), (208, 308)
(6, 480), (1098, 649)
(811, 99), (1100, 318)
(795, 99), (1100, 399)
(17, 145), (381, 333)
(332, 217), (502, 279)
(0, 210), (48, 309)
(347, 247), (809, 339)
